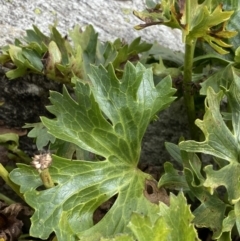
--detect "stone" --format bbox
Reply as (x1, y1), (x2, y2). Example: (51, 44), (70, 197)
(0, 0), (184, 51)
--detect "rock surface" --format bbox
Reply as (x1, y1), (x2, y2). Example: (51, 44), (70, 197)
(0, 0), (184, 51)
(0, 0), (189, 164)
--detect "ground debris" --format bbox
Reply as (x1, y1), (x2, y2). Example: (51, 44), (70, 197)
(0, 201), (32, 241)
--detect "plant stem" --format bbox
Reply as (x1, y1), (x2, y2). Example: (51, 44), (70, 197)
(183, 40), (198, 140)
(185, 0), (190, 27)
(0, 193), (16, 204)
(40, 168), (55, 189)
(0, 164), (24, 201)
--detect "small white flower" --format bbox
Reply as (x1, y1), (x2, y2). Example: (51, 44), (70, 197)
(31, 153), (52, 171)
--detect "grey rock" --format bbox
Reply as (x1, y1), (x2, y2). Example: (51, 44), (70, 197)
(0, 0), (184, 51)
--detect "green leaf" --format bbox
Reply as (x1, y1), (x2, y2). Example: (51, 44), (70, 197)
(6, 45), (28, 79)
(134, 1), (236, 54)
(100, 234), (134, 241)
(128, 37), (152, 56)
(203, 76), (240, 203)
(158, 162), (189, 191)
(234, 46), (240, 63)
(96, 41), (117, 67)
(221, 0), (239, 10)
(0, 47), (11, 64)
(216, 210), (235, 241)
(6, 67), (28, 79)
(69, 25), (98, 63)
(10, 62), (176, 240)
(69, 25), (98, 80)
(11, 155), (160, 240)
(2, 43), (44, 79)
(25, 25), (50, 49)
(184, 167), (227, 239)
(200, 64), (237, 95)
(179, 149), (227, 238)
(50, 27), (69, 65)
(128, 192), (200, 241)
(1, 24), (152, 83)
(42, 63), (175, 162)
(111, 39), (152, 77)
(204, 163), (240, 203)
(50, 139), (93, 160)
(226, 70), (240, 144)
(46, 41), (62, 72)
(23, 123), (55, 150)
(0, 133), (31, 163)
(179, 81), (240, 236)
(145, 0), (158, 9)
(25, 29), (43, 44)
(165, 142), (182, 164)
(177, 149), (228, 238)
(128, 212), (170, 241)
(22, 48), (43, 72)
(112, 45), (128, 69)
(180, 88), (238, 161)
(80, 233), (134, 241)
(234, 201), (240, 234)
(227, 9), (240, 51)
(186, 2), (236, 52)
(148, 43), (184, 66)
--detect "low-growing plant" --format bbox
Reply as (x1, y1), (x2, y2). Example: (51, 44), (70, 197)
(1, 0), (240, 240)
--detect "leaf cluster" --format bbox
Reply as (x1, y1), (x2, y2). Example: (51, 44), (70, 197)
(134, 0), (237, 54)
(1, 0), (240, 240)
(0, 25), (151, 83)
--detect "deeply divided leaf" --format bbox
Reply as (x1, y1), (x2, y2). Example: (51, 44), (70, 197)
(180, 88), (238, 161)
(180, 83), (240, 236)
(10, 62), (175, 240)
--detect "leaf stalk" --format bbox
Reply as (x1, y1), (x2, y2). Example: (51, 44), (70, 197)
(183, 39), (198, 140)
(0, 163), (24, 201)
(39, 168), (55, 189)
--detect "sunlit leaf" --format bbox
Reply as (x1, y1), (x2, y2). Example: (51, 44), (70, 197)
(134, 0), (236, 54)
(180, 83), (240, 204)
(180, 88), (238, 161)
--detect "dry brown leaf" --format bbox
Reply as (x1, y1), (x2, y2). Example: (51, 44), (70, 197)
(0, 202), (32, 241)
(143, 179), (170, 205)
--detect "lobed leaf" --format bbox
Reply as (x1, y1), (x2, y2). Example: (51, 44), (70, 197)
(23, 122), (55, 150)
(200, 64), (237, 95)
(179, 75), (240, 236)
(227, 8), (240, 51)
(134, 0), (236, 54)
(216, 210), (235, 241)
(10, 62), (176, 240)
(158, 162), (189, 191)
(180, 88), (238, 161)
(42, 62), (175, 163)
(176, 150), (227, 238)
(128, 192), (200, 241)
(0, 133), (31, 163)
